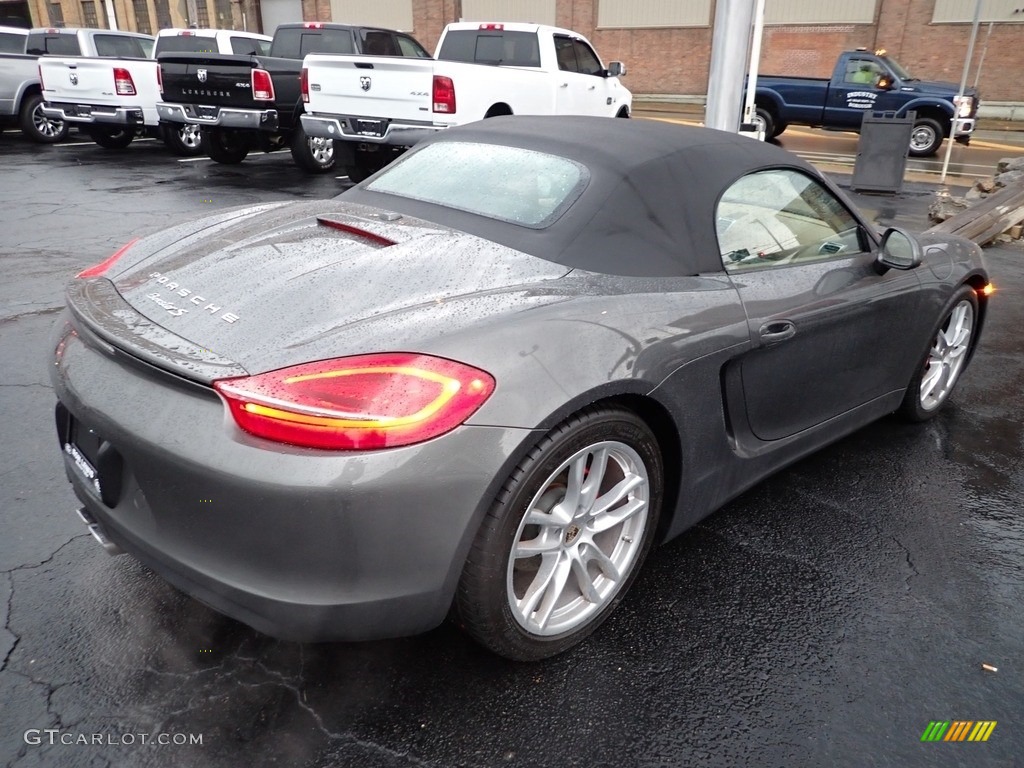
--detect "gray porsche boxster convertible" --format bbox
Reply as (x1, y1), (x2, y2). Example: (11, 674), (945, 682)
(51, 117), (990, 660)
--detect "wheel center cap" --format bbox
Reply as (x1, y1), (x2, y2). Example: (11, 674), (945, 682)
(564, 524), (581, 545)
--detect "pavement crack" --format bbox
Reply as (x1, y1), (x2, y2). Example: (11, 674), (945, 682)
(1, 534), (90, 576)
(890, 535), (920, 589)
(0, 305), (63, 326)
(1, 572), (17, 673)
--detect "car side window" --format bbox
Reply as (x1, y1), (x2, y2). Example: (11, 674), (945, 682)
(362, 31), (398, 56)
(395, 34), (430, 58)
(230, 36), (264, 55)
(572, 39), (603, 76)
(716, 169), (864, 271)
(843, 58), (883, 85)
(554, 36), (576, 72)
(0, 32), (25, 54)
(95, 35), (149, 58)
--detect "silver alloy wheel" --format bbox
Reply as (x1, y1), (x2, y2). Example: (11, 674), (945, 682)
(32, 103), (63, 139)
(506, 440), (650, 636)
(178, 124), (202, 149)
(307, 136), (333, 165)
(910, 124), (937, 152)
(751, 113), (767, 134)
(920, 298), (974, 411)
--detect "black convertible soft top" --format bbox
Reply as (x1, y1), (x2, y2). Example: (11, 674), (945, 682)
(343, 116), (842, 277)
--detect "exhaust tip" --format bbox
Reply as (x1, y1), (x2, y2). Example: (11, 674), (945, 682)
(76, 507), (125, 556)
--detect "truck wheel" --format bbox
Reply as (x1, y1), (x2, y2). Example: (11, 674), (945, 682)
(754, 107), (779, 139)
(87, 127), (134, 149)
(19, 92), (68, 144)
(161, 123), (203, 157)
(203, 128), (249, 164)
(344, 149), (383, 184)
(909, 118), (944, 157)
(289, 127), (335, 173)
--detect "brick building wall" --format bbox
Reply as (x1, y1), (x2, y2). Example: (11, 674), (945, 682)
(22, 0), (1024, 102)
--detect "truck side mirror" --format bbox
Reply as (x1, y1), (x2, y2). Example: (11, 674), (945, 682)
(607, 61), (626, 78)
(875, 76), (892, 90)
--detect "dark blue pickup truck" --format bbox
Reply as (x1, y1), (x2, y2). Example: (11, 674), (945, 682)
(750, 50), (978, 157)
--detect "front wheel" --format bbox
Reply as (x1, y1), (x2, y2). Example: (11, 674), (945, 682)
(899, 286), (978, 421)
(162, 123), (203, 156)
(86, 126), (134, 149)
(456, 407), (663, 661)
(908, 117), (944, 157)
(203, 127), (249, 164)
(19, 93), (68, 143)
(289, 126), (335, 173)
(753, 106), (784, 139)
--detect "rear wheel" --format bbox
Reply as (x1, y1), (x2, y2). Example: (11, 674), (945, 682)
(343, 149), (383, 183)
(203, 127), (249, 164)
(899, 285), (978, 421)
(753, 106), (781, 139)
(161, 123), (203, 156)
(456, 407), (663, 661)
(87, 126), (134, 149)
(289, 126), (335, 173)
(908, 117), (944, 157)
(19, 92), (68, 143)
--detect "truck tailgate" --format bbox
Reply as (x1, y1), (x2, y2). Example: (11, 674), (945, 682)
(158, 52), (258, 109)
(305, 54), (435, 122)
(40, 58), (154, 108)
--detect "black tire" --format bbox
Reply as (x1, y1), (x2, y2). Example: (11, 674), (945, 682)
(754, 106), (781, 139)
(899, 285), (978, 422)
(19, 92), (68, 143)
(86, 126), (134, 149)
(203, 128), (249, 164)
(909, 117), (944, 157)
(343, 150), (381, 183)
(616, 106), (630, 118)
(161, 123), (203, 156)
(456, 406), (663, 661)
(289, 126), (335, 173)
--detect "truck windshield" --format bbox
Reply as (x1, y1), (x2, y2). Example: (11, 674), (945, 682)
(26, 33), (80, 56)
(155, 35), (221, 55)
(882, 56), (914, 81)
(438, 30), (541, 67)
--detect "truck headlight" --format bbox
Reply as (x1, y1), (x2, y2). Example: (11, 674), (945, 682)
(955, 96), (974, 118)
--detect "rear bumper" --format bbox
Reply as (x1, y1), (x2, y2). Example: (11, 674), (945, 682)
(50, 314), (533, 642)
(301, 113), (441, 146)
(157, 101), (278, 132)
(42, 102), (146, 126)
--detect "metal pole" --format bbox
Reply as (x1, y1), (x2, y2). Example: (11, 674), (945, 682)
(705, 0), (756, 133)
(940, 0), (983, 184)
(973, 22), (994, 90)
(103, 0), (118, 29)
(742, 0), (767, 134)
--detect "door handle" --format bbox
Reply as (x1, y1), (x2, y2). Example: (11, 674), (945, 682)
(588, 85), (595, 91)
(560, 82), (568, 88)
(759, 320), (797, 344)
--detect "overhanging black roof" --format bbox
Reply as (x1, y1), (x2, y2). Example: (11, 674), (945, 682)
(342, 115), (831, 277)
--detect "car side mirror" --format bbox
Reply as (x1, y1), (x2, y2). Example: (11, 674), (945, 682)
(877, 227), (922, 271)
(607, 61), (626, 78)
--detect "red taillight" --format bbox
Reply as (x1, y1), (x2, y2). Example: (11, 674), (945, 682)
(178, 30), (194, 36)
(432, 75), (456, 114)
(478, 23), (504, 30)
(252, 68), (274, 101)
(213, 353), (496, 450)
(303, 22), (324, 29)
(114, 67), (136, 96)
(76, 238), (139, 278)
(300, 67), (309, 103)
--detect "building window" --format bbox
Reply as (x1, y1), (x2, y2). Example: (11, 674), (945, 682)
(132, 0), (152, 33)
(194, 0), (211, 27)
(154, 0), (172, 29)
(598, 0), (711, 28)
(329, 0), (415, 30)
(763, 0), (877, 25)
(81, 1), (99, 27)
(48, 2), (65, 26)
(459, 0), (556, 27)
(933, 0), (1024, 23)
(214, 0), (233, 28)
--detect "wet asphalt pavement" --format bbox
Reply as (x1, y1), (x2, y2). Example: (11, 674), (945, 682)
(1, 131), (1022, 768)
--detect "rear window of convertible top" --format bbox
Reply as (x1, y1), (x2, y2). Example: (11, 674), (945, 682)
(366, 142), (588, 228)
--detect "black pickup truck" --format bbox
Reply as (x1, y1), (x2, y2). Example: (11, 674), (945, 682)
(156, 22), (430, 172)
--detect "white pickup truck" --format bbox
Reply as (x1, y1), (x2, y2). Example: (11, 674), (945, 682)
(300, 22), (631, 180)
(40, 28), (270, 155)
(2, 27), (153, 142)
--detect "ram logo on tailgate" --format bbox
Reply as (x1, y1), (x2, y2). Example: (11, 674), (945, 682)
(197, 69), (208, 83)
(360, 76), (371, 92)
